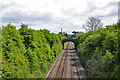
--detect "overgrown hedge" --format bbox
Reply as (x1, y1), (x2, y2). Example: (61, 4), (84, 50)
(77, 22), (120, 78)
(1, 24), (65, 78)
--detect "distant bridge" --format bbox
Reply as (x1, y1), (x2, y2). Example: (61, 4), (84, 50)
(62, 38), (77, 50)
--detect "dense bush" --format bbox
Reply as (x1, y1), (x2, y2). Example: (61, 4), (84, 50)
(1, 24), (65, 78)
(77, 22), (120, 78)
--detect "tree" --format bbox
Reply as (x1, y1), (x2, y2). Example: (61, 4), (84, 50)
(62, 31), (68, 37)
(2, 23), (66, 78)
(83, 17), (103, 31)
(72, 31), (78, 37)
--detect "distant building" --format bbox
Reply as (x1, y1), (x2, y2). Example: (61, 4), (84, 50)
(67, 35), (71, 38)
(58, 32), (62, 34)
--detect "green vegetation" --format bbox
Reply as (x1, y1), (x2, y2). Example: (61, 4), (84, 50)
(77, 22), (120, 78)
(1, 24), (65, 78)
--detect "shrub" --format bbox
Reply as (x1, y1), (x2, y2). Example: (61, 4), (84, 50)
(2, 24), (65, 78)
(77, 22), (120, 78)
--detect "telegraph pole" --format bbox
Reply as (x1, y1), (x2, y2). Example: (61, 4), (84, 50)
(61, 28), (62, 34)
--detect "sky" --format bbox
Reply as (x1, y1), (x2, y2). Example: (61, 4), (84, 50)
(0, 0), (119, 34)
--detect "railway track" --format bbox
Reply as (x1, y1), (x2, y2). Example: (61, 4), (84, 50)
(45, 42), (88, 79)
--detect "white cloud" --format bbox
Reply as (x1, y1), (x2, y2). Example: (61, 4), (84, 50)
(1, 0), (119, 34)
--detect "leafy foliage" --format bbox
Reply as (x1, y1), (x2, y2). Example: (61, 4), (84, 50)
(1, 24), (65, 78)
(77, 22), (120, 78)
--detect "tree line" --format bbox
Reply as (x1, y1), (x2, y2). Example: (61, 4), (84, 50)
(76, 22), (120, 78)
(1, 23), (65, 78)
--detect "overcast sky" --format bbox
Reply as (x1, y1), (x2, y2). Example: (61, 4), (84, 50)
(0, 0), (119, 34)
